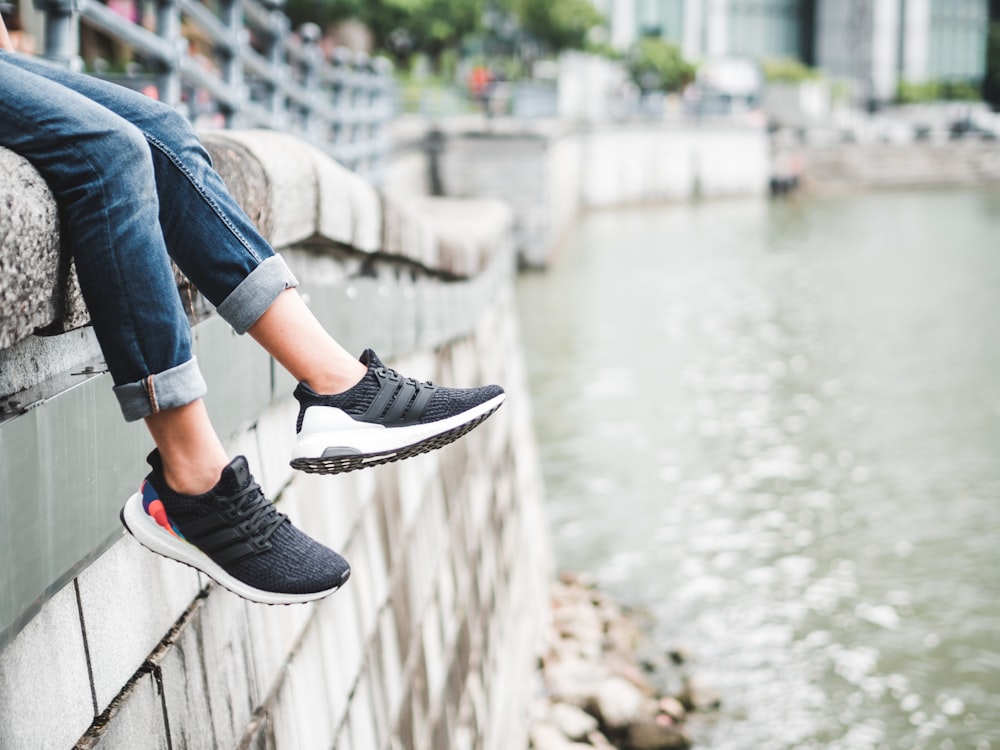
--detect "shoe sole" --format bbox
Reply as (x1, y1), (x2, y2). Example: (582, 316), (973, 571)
(119, 494), (349, 605)
(290, 393), (506, 475)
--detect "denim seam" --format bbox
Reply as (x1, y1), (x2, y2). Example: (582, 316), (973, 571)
(145, 375), (159, 413)
(0, 94), (155, 379)
(144, 133), (265, 265)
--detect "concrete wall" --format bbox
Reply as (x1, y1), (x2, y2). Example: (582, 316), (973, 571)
(432, 121), (769, 267)
(0, 131), (549, 749)
(792, 140), (1000, 191)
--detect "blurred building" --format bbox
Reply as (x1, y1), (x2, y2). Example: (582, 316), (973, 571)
(593, 0), (989, 103)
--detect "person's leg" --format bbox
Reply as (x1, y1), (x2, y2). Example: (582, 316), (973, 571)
(3, 52), (506, 475)
(0, 53), (196, 406)
(0, 52), (366, 396)
(0, 54), (348, 602)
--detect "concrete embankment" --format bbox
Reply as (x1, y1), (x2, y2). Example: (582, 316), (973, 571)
(387, 117), (771, 268)
(773, 138), (1000, 193)
(0, 131), (549, 750)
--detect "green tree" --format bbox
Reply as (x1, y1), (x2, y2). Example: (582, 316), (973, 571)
(626, 37), (695, 93)
(286, 0), (606, 68)
(287, 0), (487, 66)
(509, 0), (604, 54)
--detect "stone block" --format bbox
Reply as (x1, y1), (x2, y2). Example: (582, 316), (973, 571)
(315, 577), (364, 700)
(200, 130), (318, 249)
(75, 534), (202, 712)
(344, 528), (377, 639)
(158, 592), (258, 750)
(380, 189), (441, 269)
(88, 671), (170, 750)
(252, 397), (297, 500)
(421, 595), (446, 701)
(193, 314), (273, 442)
(410, 197), (513, 278)
(266, 670), (302, 750)
(0, 147), (88, 350)
(278, 622), (336, 749)
(347, 170), (383, 253)
(360, 503), (389, 612)
(311, 148), (358, 247)
(0, 326), (101, 398)
(0, 583), (94, 750)
(0, 375), (149, 644)
(244, 591), (313, 702)
(377, 608), (404, 718)
(200, 133), (275, 241)
(349, 669), (379, 750)
(314, 604), (352, 731)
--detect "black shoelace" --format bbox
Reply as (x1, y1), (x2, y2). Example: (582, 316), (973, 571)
(229, 482), (288, 543)
(375, 365), (433, 389)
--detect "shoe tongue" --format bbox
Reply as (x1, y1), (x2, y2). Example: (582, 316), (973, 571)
(360, 349), (384, 369)
(216, 455), (252, 496)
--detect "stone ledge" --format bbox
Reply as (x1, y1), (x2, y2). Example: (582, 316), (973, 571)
(0, 148), (87, 350)
(0, 130), (513, 371)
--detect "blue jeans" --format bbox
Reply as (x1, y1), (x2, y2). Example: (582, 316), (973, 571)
(0, 51), (297, 421)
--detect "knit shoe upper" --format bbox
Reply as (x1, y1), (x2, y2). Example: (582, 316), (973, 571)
(290, 349), (506, 475)
(121, 451), (350, 604)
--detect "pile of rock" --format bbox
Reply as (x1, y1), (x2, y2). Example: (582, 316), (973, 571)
(530, 574), (719, 750)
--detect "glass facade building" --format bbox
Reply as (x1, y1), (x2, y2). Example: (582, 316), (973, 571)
(726, 0), (803, 60)
(926, 0), (989, 80)
(598, 0), (989, 101)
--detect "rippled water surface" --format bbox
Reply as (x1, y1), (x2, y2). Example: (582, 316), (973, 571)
(516, 189), (1000, 750)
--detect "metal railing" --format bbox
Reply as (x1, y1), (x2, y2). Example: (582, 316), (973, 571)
(31, 0), (394, 181)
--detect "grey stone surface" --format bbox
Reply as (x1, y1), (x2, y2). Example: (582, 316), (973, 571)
(0, 326), (102, 397)
(87, 671), (171, 750)
(276, 622), (337, 749)
(201, 133), (275, 242)
(412, 196), (513, 278)
(0, 583), (93, 750)
(551, 702), (599, 741)
(0, 375), (149, 644)
(0, 147), (61, 351)
(0, 148), (90, 347)
(158, 592), (258, 750)
(199, 130), (318, 250)
(75, 534), (202, 712)
(192, 313), (272, 442)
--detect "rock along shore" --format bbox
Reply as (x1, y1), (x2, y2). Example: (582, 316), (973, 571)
(530, 574), (721, 750)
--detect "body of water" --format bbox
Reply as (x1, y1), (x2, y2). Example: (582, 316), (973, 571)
(516, 189), (1000, 750)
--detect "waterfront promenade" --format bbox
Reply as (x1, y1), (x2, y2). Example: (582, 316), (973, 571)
(4, 46), (1000, 747)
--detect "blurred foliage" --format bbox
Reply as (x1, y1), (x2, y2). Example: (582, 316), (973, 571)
(625, 37), (695, 93)
(584, 40), (624, 61)
(286, 0), (606, 67)
(897, 78), (982, 103)
(507, 0), (604, 54)
(286, 0), (485, 63)
(761, 57), (820, 83)
(985, 20), (1000, 110)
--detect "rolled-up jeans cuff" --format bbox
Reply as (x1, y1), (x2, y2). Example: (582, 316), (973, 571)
(113, 357), (208, 422)
(217, 254), (299, 335)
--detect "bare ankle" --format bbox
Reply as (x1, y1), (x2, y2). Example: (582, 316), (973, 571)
(305, 359), (367, 395)
(161, 455), (228, 496)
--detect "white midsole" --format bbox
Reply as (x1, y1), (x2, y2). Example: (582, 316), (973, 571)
(292, 392), (506, 460)
(121, 493), (342, 605)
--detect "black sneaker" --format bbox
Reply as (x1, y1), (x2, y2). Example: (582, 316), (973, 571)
(120, 451), (350, 605)
(290, 349), (506, 475)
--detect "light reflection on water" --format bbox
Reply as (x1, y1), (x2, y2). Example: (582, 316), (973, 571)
(516, 189), (1000, 750)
